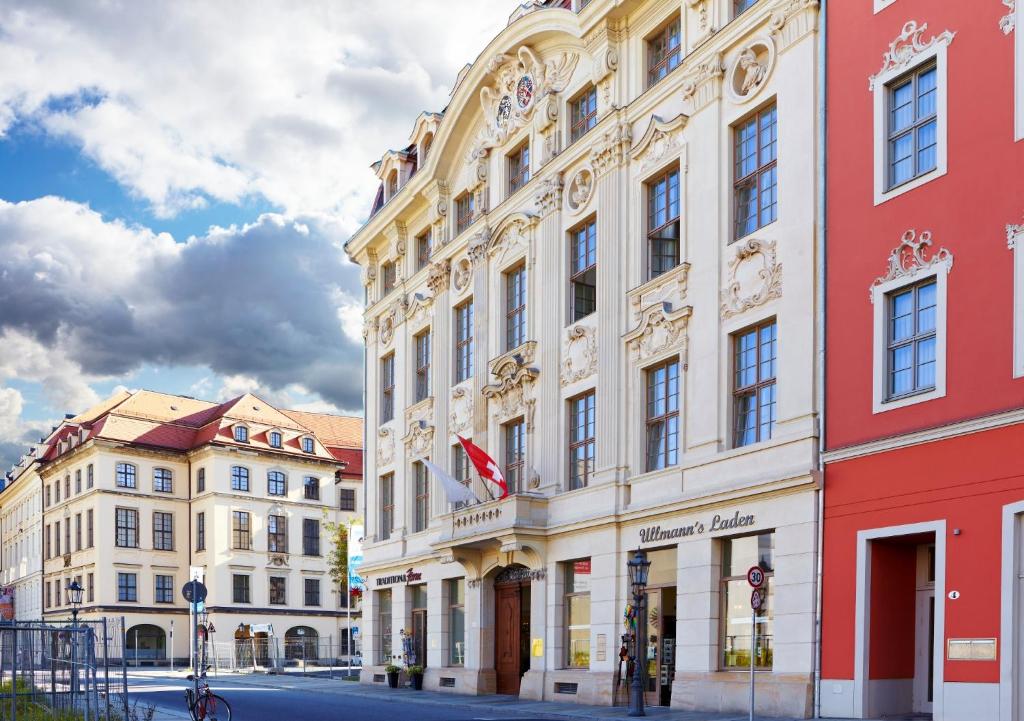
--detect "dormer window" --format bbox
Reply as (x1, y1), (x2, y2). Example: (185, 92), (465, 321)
(234, 425), (249, 443)
(269, 431), (282, 449)
(302, 437), (315, 454)
(387, 170), (398, 199)
(422, 133), (433, 162)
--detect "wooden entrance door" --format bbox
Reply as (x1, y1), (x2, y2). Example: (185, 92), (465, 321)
(495, 584), (522, 694)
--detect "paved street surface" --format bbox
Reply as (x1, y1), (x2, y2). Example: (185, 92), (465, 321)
(124, 669), (873, 721)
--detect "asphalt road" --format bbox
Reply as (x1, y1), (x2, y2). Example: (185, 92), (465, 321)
(126, 674), (560, 721)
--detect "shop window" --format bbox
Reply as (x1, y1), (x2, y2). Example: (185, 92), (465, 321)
(720, 532), (774, 670)
(378, 589), (393, 664)
(564, 559), (591, 668)
(448, 578), (465, 665)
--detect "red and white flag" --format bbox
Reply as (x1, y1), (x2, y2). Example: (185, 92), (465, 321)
(457, 435), (508, 499)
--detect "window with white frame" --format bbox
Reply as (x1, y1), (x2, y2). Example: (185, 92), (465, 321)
(870, 22), (953, 205)
(1011, 224), (1024, 378)
(454, 300), (474, 383)
(1015, 1), (1024, 141)
(505, 264), (527, 350)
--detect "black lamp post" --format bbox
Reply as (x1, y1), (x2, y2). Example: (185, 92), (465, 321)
(66, 580), (84, 626)
(626, 549), (651, 717)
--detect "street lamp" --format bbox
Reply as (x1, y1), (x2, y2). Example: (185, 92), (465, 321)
(66, 580), (84, 626)
(626, 549), (651, 717)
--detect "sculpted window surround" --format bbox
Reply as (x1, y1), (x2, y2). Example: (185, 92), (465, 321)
(505, 264), (528, 351)
(885, 63), (938, 191)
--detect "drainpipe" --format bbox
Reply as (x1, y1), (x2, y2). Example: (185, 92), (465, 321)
(813, 0), (828, 717)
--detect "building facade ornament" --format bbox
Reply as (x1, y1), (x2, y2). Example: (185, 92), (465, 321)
(385, 221), (408, 262)
(680, 54), (725, 113)
(589, 118), (633, 176)
(630, 114), (688, 174)
(727, 39), (776, 104)
(720, 238), (784, 319)
(624, 302), (693, 364)
(1001, 0), (1016, 34)
(1007, 215), (1024, 249)
(449, 385), (473, 437)
(868, 21), (956, 91)
(404, 419), (435, 457)
(768, 0), (820, 51)
(377, 426), (395, 467)
(405, 291), (434, 326)
(378, 306), (398, 347)
(565, 166), (595, 215)
(870, 229), (954, 301)
(686, 0), (716, 47)
(451, 257), (473, 293)
(488, 214), (536, 267)
(534, 173), (564, 217)
(483, 342), (539, 429)
(426, 259), (451, 296)
(362, 316), (378, 342)
(560, 324), (598, 386)
(468, 226), (492, 268)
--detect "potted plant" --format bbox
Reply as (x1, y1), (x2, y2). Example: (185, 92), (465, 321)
(385, 663), (401, 688)
(408, 665), (424, 690)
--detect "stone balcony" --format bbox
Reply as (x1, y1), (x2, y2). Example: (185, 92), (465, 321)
(435, 491), (548, 548)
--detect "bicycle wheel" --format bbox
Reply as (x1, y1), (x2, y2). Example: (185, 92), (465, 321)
(194, 693), (231, 721)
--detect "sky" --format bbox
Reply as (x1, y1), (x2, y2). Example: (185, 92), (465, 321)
(0, 0), (520, 472)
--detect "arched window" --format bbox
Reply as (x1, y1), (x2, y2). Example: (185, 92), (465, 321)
(153, 468), (172, 493)
(268, 471), (287, 497)
(234, 425), (249, 443)
(387, 170), (398, 198)
(116, 463), (137, 489)
(269, 431), (282, 448)
(422, 133), (433, 161)
(231, 466), (250, 492)
(126, 624), (167, 661)
(285, 626), (318, 660)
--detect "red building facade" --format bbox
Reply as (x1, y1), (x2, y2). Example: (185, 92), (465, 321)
(822, 2), (1024, 720)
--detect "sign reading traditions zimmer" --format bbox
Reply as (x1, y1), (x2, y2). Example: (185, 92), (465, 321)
(638, 511), (756, 544)
(375, 568), (423, 587)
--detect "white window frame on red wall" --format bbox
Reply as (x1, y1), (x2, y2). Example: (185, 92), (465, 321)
(873, 0), (897, 13)
(1010, 221), (1024, 378)
(869, 20), (956, 206)
(1015, 1), (1024, 141)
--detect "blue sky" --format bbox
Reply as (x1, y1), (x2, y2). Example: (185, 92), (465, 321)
(0, 1), (517, 470)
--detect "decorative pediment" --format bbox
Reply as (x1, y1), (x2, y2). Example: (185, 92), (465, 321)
(404, 419), (435, 457)
(720, 238), (783, 319)
(489, 213), (537, 267)
(870, 229), (953, 301)
(869, 21), (956, 91)
(624, 302), (693, 363)
(560, 324), (597, 387)
(630, 114), (688, 174)
(565, 166), (595, 216)
(449, 385), (473, 437)
(376, 426), (395, 467)
(483, 342), (539, 428)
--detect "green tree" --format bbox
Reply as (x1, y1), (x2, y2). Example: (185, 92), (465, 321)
(324, 518), (360, 600)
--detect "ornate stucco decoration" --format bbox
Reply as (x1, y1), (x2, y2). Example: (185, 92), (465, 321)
(474, 46), (579, 154)
(426, 259), (451, 296)
(534, 94), (561, 164)
(869, 229), (954, 301)
(630, 114), (688, 175)
(680, 54), (725, 113)
(868, 21), (956, 91)
(565, 166), (595, 216)
(360, 250), (378, 288)
(534, 173), (564, 217)
(378, 304), (400, 347)
(449, 385), (473, 437)
(1007, 215), (1024, 249)
(585, 20), (622, 109)
(720, 238), (783, 319)
(406, 395), (434, 426)
(468, 225), (492, 269)
(377, 427), (395, 467)
(405, 291), (434, 327)
(483, 341), (539, 430)
(384, 221), (408, 264)
(727, 39), (776, 104)
(589, 117), (633, 177)
(362, 316), (378, 343)
(560, 324), (597, 386)
(624, 302), (693, 364)
(1001, 0), (1015, 34)
(630, 263), (691, 324)
(404, 419), (435, 457)
(425, 179), (450, 243)
(451, 257), (473, 293)
(768, 0), (819, 51)
(686, 0), (716, 47)
(488, 214), (537, 268)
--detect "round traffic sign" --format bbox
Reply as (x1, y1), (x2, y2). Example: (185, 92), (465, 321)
(181, 580), (208, 603)
(746, 566), (765, 589)
(751, 589), (763, 610)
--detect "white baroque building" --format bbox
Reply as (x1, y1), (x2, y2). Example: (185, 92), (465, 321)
(346, 0), (821, 715)
(1, 453), (44, 621)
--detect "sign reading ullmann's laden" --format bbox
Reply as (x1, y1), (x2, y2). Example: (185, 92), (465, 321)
(375, 568), (423, 587)
(638, 511), (756, 544)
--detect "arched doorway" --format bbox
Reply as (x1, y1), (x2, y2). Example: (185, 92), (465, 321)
(493, 565), (532, 695)
(285, 626), (318, 661)
(126, 624), (166, 664)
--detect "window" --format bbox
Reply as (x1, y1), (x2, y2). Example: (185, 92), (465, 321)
(118, 572), (138, 602)
(1014, 225), (1024, 378)
(570, 218), (597, 321)
(44, 525), (50, 560)
(721, 532), (774, 669)
(886, 64), (937, 190)
(339, 487), (356, 511)
(197, 468), (205, 493)
(565, 559), (592, 668)
(232, 511), (251, 550)
(45, 582), (50, 609)
(415, 330), (432, 402)
(75, 469), (81, 494)
(380, 473), (394, 541)
(64, 521), (70, 556)
(87, 464), (93, 489)
(64, 475), (69, 499)
(733, 320), (778, 447)
(448, 578), (465, 665)
(232, 574), (251, 604)
(569, 392), (596, 490)
(647, 17), (681, 87)
(734, 105), (778, 240)
(155, 575), (174, 604)
(75, 513), (82, 551)
(886, 279), (937, 400)
(45, 486), (50, 507)
(269, 577), (286, 605)
(416, 230), (432, 270)
(381, 261), (396, 295)
(234, 425), (249, 443)
(231, 465), (250, 492)
(268, 514), (287, 553)
(305, 578), (321, 607)
(153, 468), (172, 493)
(734, 0), (758, 15)
(268, 470), (287, 496)
(302, 436), (315, 454)
(570, 86), (598, 142)
(455, 301), (474, 383)
(54, 520), (61, 556)
(645, 359), (680, 471)
(455, 193), (475, 235)
(380, 354), (395, 423)
(54, 480), (60, 504)
(505, 265), (527, 350)
(196, 512), (206, 551)
(414, 462), (430, 533)
(452, 444), (473, 509)
(647, 168), (680, 278)
(116, 462), (136, 488)
(87, 573), (94, 602)
(269, 431), (282, 448)
(87, 509), (93, 548)
(504, 419), (526, 495)
(304, 476), (320, 500)
(377, 589), (393, 663)
(508, 142), (530, 195)
(303, 518), (320, 556)
(153, 511), (174, 550)
(53, 580), (60, 607)
(115, 508), (139, 548)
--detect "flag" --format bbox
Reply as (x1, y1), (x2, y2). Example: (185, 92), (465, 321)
(421, 458), (480, 506)
(457, 435), (509, 499)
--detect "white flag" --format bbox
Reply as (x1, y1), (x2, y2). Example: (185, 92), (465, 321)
(421, 458), (480, 506)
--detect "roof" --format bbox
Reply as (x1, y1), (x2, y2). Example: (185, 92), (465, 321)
(280, 409), (362, 449)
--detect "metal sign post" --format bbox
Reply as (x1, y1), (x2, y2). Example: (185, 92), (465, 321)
(746, 566), (766, 721)
(182, 575), (207, 704)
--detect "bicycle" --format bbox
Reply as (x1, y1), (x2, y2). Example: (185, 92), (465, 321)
(185, 667), (231, 721)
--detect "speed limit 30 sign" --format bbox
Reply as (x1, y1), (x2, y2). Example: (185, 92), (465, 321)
(746, 566), (765, 589)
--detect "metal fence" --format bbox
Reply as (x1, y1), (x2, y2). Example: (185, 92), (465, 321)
(0, 619), (131, 721)
(206, 638), (361, 676)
